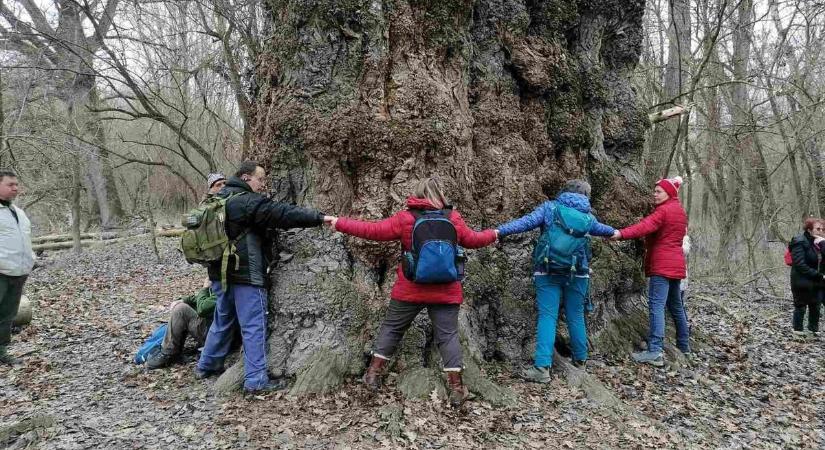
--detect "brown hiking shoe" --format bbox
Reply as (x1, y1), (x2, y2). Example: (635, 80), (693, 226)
(362, 355), (387, 391)
(446, 371), (470, 408)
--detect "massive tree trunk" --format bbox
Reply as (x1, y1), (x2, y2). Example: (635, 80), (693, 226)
(216, 0), (652, 401)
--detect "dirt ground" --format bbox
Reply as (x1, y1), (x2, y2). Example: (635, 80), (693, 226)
(1, 238), (823, 449)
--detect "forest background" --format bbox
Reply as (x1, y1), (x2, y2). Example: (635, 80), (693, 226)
(2, 0), (822, 274)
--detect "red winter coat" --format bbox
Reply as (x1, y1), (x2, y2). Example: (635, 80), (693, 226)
(334, 197), (497, 304)
(619, 198), (687, 279)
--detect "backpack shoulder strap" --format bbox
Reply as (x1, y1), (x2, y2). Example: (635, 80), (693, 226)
(219, 191), (250, 290)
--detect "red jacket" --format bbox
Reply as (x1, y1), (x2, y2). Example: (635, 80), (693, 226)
(335, 197), (497, 304)
(619, 198), (687, 279)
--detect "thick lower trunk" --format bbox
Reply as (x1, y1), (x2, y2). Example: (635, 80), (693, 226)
(217, 0), (652, 399)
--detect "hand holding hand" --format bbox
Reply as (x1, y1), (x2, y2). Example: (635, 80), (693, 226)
(323, 215), (338, 230)
(609, 230), (622, 241)
(494, 229), (500, 240)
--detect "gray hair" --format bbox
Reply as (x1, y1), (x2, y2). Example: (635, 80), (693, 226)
(560, 179), (592, 198)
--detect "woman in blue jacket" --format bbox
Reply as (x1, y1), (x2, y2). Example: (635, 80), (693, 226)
(496, 180), (616, 382)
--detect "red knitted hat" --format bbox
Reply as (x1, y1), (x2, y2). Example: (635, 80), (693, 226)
(656, 176), (683, 198)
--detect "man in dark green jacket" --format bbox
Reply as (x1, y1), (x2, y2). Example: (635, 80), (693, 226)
(146, 281), (218, 369)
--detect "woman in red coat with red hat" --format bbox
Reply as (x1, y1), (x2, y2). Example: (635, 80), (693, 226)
(612, 176), (689, 366)
(329, 178), (497, 407)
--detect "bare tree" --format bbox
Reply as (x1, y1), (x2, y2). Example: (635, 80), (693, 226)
(0, 0), (124, 228)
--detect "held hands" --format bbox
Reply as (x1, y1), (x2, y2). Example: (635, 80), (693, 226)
(608, 230), (622, 241)
(323, 215), (338, 230)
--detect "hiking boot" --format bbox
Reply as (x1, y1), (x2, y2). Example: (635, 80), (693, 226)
(571, 359), (587, 370)
(362, 355), (388, 391)
(194, 366), (224, 380)
(446, 371), (471, 408)
(146, 352), (179, 370)
(792, 330), (807, 340)
(522, 366), (551, 383)
(0, 347), (19, 366)
(244, 378), (288, 395)
(632, 351), (664, 367)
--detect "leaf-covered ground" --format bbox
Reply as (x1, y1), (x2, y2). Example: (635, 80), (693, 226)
(1, 238), (823, 449)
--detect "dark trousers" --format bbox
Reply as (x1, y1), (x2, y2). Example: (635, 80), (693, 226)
(374, 299), (462, 369)
(162, 303), (211, 355)
(0, 274), (27, 348)
(791, 286), (821, 332)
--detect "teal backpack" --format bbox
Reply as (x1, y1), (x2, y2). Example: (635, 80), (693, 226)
(532, 203), (595, 274)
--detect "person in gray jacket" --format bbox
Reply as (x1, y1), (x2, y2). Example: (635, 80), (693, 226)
(0, 170), (34, 366)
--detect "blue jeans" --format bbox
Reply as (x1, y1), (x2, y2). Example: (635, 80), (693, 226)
(647, 276), (690, 353)
(534, 274), (589, 367)
(197, 282), (269, 390)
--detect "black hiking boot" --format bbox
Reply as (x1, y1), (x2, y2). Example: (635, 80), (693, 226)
(146, 352), (179, 370)
(572, 359), (587, 369)
(0, 347), (19, 366)
(194, 366), (224, 380)
(244, 379), (288, 395)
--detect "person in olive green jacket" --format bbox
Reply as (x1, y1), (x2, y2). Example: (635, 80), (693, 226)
(146, 280), (218, 369)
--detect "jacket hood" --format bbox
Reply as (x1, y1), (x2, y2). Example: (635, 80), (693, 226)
(406, 197), (445, 210)
(223, 176), (254, 193)
(556, 192), (591, 213)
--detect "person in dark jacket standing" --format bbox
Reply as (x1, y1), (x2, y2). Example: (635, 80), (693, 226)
(612, 176), (689, 367)
(196, 161), (332, 393)
(788, 218), (825, 336)
(329, 178), (497, 407)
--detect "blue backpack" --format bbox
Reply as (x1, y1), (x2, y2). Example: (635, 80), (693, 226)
(134, 324), (167, 364)
(402, 209), (466, 284)
(532, 203), (595, 274)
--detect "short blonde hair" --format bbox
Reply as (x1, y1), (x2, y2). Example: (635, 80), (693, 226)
(412, 178), (448, 209)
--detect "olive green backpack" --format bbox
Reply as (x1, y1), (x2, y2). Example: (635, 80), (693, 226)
(180, 193), (246, 288)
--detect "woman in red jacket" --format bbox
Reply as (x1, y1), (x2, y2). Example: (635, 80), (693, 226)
(612, 176), (689, 366)
(330, 178), (497, 407)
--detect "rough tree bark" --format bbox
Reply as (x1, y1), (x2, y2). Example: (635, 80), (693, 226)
(215, 0), (654, 402)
